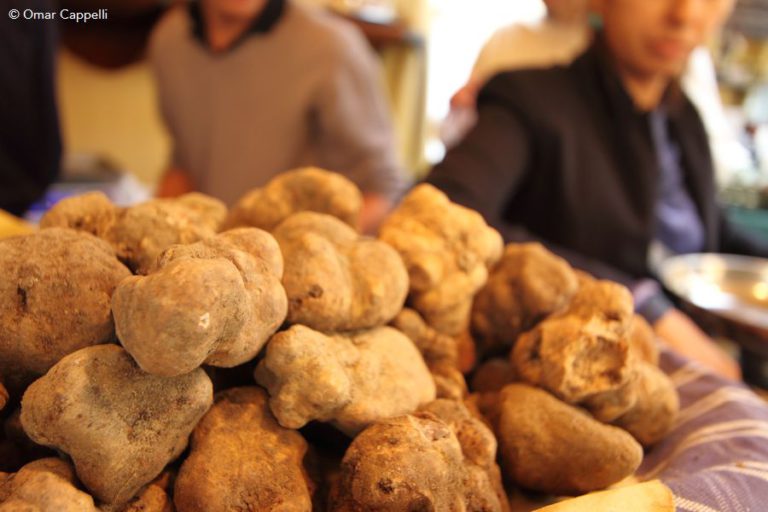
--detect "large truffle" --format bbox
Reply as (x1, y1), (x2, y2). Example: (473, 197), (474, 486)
(174, 387), (313, 512)
(494, 384), (643, 495)
(113, 228), (287, 376)
(255, 325), (435, 435)
(511, 277), (677, 440)
(273, 212), (408, 331)
(511, 279), (635, 403)
(627, 314), (660, 366)
(379, 184), (503, 335)
(224, 167), (363, 231)
(390, 308), (459, 366)
(110, 193), (227, 273)
(329, 410), (508, 512)
(470, 359), (517, 394)
(614, 362), (679, 447)
(430, 360), (469, 400)
(20, 345), (213, 505)
(420, 400), (510, 512)
(41, 192), (227, 274)
(512, 314), (632, 404)
(39, 191), (117, 239)
(0, 228), (131, 391)
(0, 458), (98, 512)
(391, 309), (467, 400)
(471, 243), (579, 357)
(581, 373), (640, 424)
(566, 276), (635, 329)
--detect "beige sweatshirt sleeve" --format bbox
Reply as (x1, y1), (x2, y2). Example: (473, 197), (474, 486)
(312, 23), (409, 201)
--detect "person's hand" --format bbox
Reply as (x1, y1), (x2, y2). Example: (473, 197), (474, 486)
(449, 82), (480, 110)
(155, 167), (194, 198)
(443, 82), (481, 149)
(653, 308), (742, 381)
(359, 193), (392, 235)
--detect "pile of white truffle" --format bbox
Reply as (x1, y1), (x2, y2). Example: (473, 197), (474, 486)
(0, 168), (677, 511)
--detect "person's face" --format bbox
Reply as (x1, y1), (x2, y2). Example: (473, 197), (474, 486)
(594, 0), (735, 79)
(203, 0), (265, 22)
(543, 0), (590, 24)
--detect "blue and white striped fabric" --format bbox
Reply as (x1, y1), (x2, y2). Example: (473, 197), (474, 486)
(638, 350), (768, 512)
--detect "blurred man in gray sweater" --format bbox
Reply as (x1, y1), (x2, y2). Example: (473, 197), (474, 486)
(149, 0), (405, 231)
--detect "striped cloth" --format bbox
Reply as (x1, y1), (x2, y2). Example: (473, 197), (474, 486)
(638, 350), (768, 512)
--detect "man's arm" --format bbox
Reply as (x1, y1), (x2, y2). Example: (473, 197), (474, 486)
(655, 309), (741, 380)
(147, 10), (192, 199)
(314, 23), (407, 231)
(427, 74), (533, 226)
(449, 80), (482, 111)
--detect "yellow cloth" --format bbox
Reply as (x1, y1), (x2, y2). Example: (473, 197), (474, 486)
(0, 210), (34, 239)
(533, 480), (675, 512)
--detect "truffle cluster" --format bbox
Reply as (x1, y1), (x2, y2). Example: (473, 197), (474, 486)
(0, 169), (678, 510)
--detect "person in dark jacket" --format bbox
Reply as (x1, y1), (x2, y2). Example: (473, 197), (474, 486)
(427, 0), (752, 379)
(0, 0), (61, 216)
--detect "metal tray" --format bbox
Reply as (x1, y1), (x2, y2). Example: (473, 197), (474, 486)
(659, 253), (768, 385)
